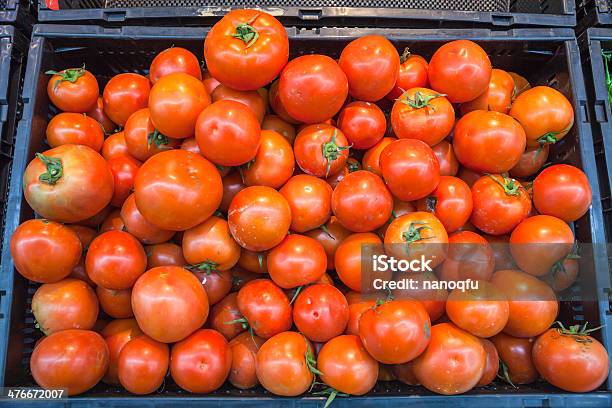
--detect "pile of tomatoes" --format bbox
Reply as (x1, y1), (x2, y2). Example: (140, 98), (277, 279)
(8, 8), (610, 399)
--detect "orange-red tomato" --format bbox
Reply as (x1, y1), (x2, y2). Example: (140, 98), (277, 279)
(145, 242), (185, 269)
(262, 114), (296, 144)
(509, 145), (549, 179)
(236, 279), (292, 339)
(97, 287), (133, 318)
(476, 338), (499, 387)
(242, 130), (294, 188)
(212, 84), (266, 123)
(280, 174), (333, 233)
(491, 332), (538, 385)
(386, 51), (429, 101)
(337, 101), (386, 149)
(294, 124), (350, 178)
(210, 292), (245, 341)
(87, 96), (116, 134)
(101, 319), (143, 385)
(107, 155), (141, 208)
(124, 108), (180, 162)
(460, 69), (515, 115)
(121, 194), (175, 244)
(228, 331), (265, 389)
(438, 231), (494, 282)
(47, 67), (99, 113)
(118, 335), (169, 394)
(183, 216), (241, 271)
(46, 112), (104, 151)
(335, 233), (387, 292)
(415, 176), (472, 233)
(103, 73), (150, 126)
(305, 216), (351, 270)
(149, 47), (202, 84)
(268, 234), (327, 289)
(193, 269), (233, 306)
(293, 284), (349, 342)
(432, 140), (459, 177)
(101, 131), (129, 160)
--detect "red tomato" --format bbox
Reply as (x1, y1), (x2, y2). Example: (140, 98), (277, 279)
(107, 155), (141, 207)
(220, 171), (246, 213)
(279, 55), (348, 123)
(262, 114), (296, 144)
(101, 131), (129, 160)
(293, 284), (349, 342)
(393, 271), (448, 323)
(46, 67), (99, 113)
(267, 235), (327, 289)
(238, 250), (267, 274)
(132, 266), (209, 343)
(100, 208), (124, 233)
(346, 300), (376, 336)
(118, 335), (169, 394)
(23, 145), (114, 223)
(294, 124), (350, 178)
(359, 300), (431, 364)
(362, 136), (395, 176)
(46, 112), (104, 151)
(280, 174), (332, 233)
(337, 101), (386, 149)
(544, 257), (579, 292)
(476, 338), (499, 387)
(101, 319), (143, 385)
(204, 10), (288, 91)
(228, 331), (265, 389)
(212, 84), (266, 123)
(428, 40), (492, 103)
(380, 138), (440, 201)
(460, 69), (515, 115)
(242, 130), (294, 188)
(67, 224), (96, 249)
(30, 329), (109, 395)
(121, 194), (175, 244)
(335, 233), (387, 292)
(268, 79), (300, 124)
(170, 329), (231, 393)
(145, 242), (185, 269)
(97, 287), (132, 318)
(491, 332), (538, 385)
(87, 96), (116, 134)
(202, 69), (221, 94)
(305, 216), (351, 270)
(10, 219), (82, 283)
(192, 269), (233, 306)
(210, 292), (245, 340)
(32, 278), (99, 334)
(391, 88), (454, 146)
(438, 231), (495, 282)
(413, 323), (486, 395)
(124, 108), (180, 162)
(182, 216), (240, 271)
(339, 35), (399, 101)
(509, 145), (549, 179)
(149, 47), (201, 84)
(386, 51), (429, 100)
(180, 137), (200, 154)
(325, 157), (360, 189)
(237, 279), (292, 338)
(415, 176), (472, 233)
(103, 73), (150, 126)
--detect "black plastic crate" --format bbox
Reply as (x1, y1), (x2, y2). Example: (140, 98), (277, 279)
(36, 0), (577, 27)
(1, 24), (611, 406)
(0, 0), (34, 27)
(577, 0), (612, 27)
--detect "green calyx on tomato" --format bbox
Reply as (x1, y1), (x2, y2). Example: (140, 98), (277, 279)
(554, 321), (602, 342)
(400, 47), (411, 64)
(45, 65), (86, 91)
(232, 15), (260, 48)
(537, 131), (560, 146)
(322, 129), (351, 177)
(224, 316), (249, 330)
(35, 153), (63, 185)
(401, 90), (447, 110)
(147, 129), (171, 149)
(401, 222), (433, 244)
(186, 260), (219, 275)
(305, 340), (324, 378)
(347, 160), (360, 173)
(487, 174), (521, 196)
(497, 360), (518, 388)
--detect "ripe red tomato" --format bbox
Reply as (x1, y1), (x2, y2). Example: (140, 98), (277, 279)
(544, 257), (579, 292)
(346, 300), (376, 336)
(124, 108), (180, 162)
(149, 47), (201, 84)
(438, 231), (495, 282)
(337, 101), (386, 149)
(268, 235), (327, 289)
(228, 331), (265, 389)
(415, 176), (472, 233)
(362, 136), (395, 176)
(145, 242), (185, 269)
(171, 329), (231, 393)
(359, 300), (431, 364)
(335, 233), (387, 292)
(262, 114), (296, 144)
(107, 155), (141, 207)
(242, 130), (294, 188)
(205, 10), (288, 91)
(101, 131), (128, 160)
(118, 335), (169, 394)
(476, 338), (499, 387)
(338, 35), (399, 101)
(202, 69), (221, 94)
(490, 269), (558, 338)
(305, 216), (351, 270)
(532, 325), (609, 392)
(134, 149), (223, 231)
(46, 67), (99, 113)
(293, 284), (349, 342)
(386, 51), (429, 100)
(182, 216), (240, 271)
(30, 329), (109, 395)
(509, 86), (574, 147)
(212, 84), (266, 123)
(121, 194), (175, 244)
(100, 208), (124, 233)
(228, 186), (291, 251)
(210, 292), (245, 340)
(509, 145), (549, 179)
(103, 73), (150, 126)
(46, 112), (104, 151)
(87, 96), (116, 134)
(428, 40), (492, 103)
(97, 287), (133, 318)
(23, 145), (114, 223)
(491, 332), (538, 385)
(392, 271), (448, 322)
(67, 224), (97, 249)
(453, 110), (526, 173)
(193, 268), (232, 306)
(268, 79), (300, 124)
(238, 250), (267, 274)
(325, 157), (360, 189)
(236, 279), (292, 338)
(391, 88), (454, 146)
(460, 69), (515, 115)
(32, 278), (98, 334)
(256, 331), (315, 396)
(101, 319), (143, 385)
(279, 174), (332, 233)
(132, 266), (209, 343)
(470, 174), (531, 235)
(380, 138), (440, 201)
(279, 55), (348, 123)
(294, 124), (350, 178)
(11, 219), (82, 283)
(318, 334), (379, 395)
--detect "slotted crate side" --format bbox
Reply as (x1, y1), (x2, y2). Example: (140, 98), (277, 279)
(0, 0), (34, 26)
(577, 0), (612, 26)
(0, 0), (18, 23)
(36, 0), (576, 27)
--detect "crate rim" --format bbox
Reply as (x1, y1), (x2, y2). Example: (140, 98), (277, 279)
(0, 0), (18, 23)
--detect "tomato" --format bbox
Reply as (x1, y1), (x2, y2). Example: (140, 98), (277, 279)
(491, 332), (538, 385)
(124, 108), (180, 162)
(332, 170), (393, 232)
(67, 224), (96, 249)
(509, 86), (574, 146)
(544, 257), (579, 292)
(484, 234), (515, 270)
(532, 325), (609, 392)
(219, 171), (245, 214)
(149, 47), (201, 84)
(346, 300), (376, 336)
(428, 40), (492, 103)
(120, 194), (175, 244)
(279, 174), (332, 233)
(445, 281), (509, 338)
(11, 219), (82, 283)
(269, 79), (300, 124)
(359, 300), (431, 364)
(293, 284), (349, 342)
(490, 269), (558, 338)
(202, 69), (221, 95)
(453, 110), (526, 173)
(86, 230), (146, 289)
(236, 279), (292, 338)
(118, 335), (169, 395)
(23, 145), (114, 223)
(46, 67), (99, 113)
(242, 130), (294, 188)
(32, 278), (98, 335)
(509, 145), (549, 179)
(335, 233), (387, 292)
(171, 329), (231, 393)
(87, 96), (116, 134)
(228, 331), (265, 389)
(268, 235), (327, 289)
(326, 157), (361, 189)
(102, 133), (130, 164)
(386, 51), (429, 101)
(100, 208), (124, 233)
(107, 155), (141, 208)
(393, 271), (448, 322)
(438, 231), (495, 282)
(384, 211), (448, 268)
(362, 136), (395, 176)
(193, 269), (232, 305)
(31, 329), (109, 395)
(279, 55), (348, 123)
(318, 335), (379, 395)
(305, 216), (351, 270)
(182, 216), (240, 272)
(212, 84), (266, 123)
(460, 69), (515, 115)
(380, 138), (440, 201)
(337, 101), (386, 149)
(238, 250), (267, 274)
(470, 174), (531, 235)
(96, 286), (132, 318)
(294, 124), (349, 178)
(262, 114), (296, 144)
(476, 338), (499, 387)
(103, 73), (150, 126)
(392, 361), (419, 385)
(205, 10), (288, 91)
(210, 292), (245, 340)
(145, 242), (185, 269)
(228, 186), (291, 251)
(132, 266), (209, 342)
(391, 88), (454, 146)
(415, 176), (472, 233)
(256, 331), (315, 396)
(46, 112), (104, 151)
(101, 319), (143, 385)
(509, 215), (574, 277)
(135, 150), (222, 231)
